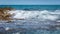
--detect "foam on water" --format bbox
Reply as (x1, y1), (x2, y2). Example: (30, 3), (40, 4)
(0, 10), (60, 34)
(8, 10), (60, 21)
(0, 10), (59, 30)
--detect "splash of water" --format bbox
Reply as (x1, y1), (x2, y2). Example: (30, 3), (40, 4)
(8, 10), (60, 21)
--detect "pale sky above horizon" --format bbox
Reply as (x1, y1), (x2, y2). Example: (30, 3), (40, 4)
(0, 0), (60, 5)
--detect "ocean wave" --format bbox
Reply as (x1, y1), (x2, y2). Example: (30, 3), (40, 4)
(0, 10), (60, 33)
(4, 10), (60, 29)
(8, 10), (60, 21)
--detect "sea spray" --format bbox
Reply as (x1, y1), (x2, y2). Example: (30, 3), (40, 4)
(8, 10), (60, 21)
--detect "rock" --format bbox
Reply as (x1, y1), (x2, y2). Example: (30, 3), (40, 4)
(0, 7), (13, 21)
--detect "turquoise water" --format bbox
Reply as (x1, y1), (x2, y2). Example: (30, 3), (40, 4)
(0, 5), (60, 34)
(0, 5), (60, 10)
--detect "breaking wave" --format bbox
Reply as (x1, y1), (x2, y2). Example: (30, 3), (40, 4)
(0, 10), (60, 29)
(9, 10), (60, 21)
(0, 10), (60, 34)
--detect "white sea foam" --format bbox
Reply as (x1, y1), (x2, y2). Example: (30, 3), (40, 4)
(5, 27), (10, 30)
(8, 10), (60, 21)
(0, 10), (60, 32)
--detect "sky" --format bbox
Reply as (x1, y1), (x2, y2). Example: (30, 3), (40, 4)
(0, 0), (60, 5)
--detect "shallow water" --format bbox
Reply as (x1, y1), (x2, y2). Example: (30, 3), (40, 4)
(0, 19), (60, 34)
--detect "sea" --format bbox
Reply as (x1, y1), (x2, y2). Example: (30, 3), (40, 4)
(0, 5), (60, 34)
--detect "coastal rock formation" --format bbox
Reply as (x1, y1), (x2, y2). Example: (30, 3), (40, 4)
(0, 7), (25, 23)
(0, 7), (13, 22)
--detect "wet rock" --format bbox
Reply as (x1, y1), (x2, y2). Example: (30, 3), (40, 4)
(0, 7), (13, 21)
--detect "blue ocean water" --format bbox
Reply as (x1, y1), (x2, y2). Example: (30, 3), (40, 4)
(0, 5), (60, 34)
(0, 5), (60, 10)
